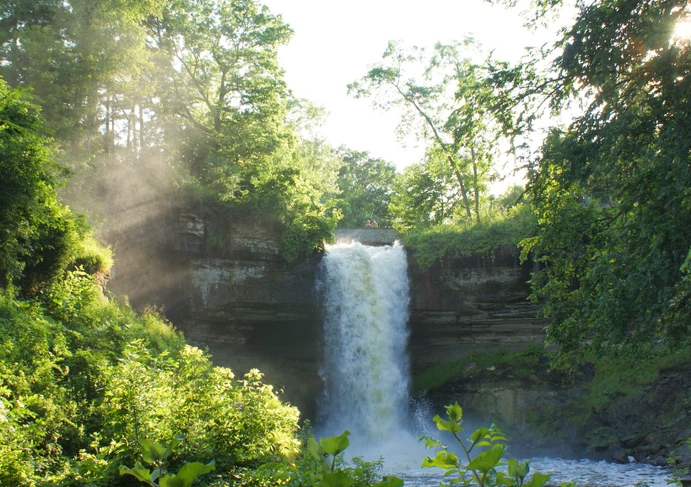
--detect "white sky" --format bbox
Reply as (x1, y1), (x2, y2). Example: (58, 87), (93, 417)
(262, 0), (565, 190)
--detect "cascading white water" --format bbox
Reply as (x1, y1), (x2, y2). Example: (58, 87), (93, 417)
(316, 240), (673, 486)
(317, 241), (411, 443)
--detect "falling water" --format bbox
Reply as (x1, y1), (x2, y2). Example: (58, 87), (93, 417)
(316, 241), (673, 486)
(317, 241), (411, 443)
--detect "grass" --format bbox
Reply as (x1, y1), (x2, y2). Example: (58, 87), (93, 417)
(411, 345), (547, 395)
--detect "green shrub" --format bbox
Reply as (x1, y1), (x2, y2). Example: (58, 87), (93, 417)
(405, 205), (537, 268)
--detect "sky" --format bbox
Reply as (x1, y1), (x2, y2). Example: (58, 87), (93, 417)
(261, 0), (566, 191)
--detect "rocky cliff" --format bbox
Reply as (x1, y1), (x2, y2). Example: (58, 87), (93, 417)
(106, 198), (322, 415)
(106, 199), (545, 417)
(407, 247), (546, 372)
(425, 355), (691, 467)
(105, 200), (691, 467)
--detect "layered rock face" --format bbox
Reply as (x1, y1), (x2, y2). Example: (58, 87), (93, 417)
(407, 248), (546, 372)
(106, 199), (323, 415)
(106, 200), (545, 416)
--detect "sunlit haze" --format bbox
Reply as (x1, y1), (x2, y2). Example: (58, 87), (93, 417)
(262, 0), (564, 191)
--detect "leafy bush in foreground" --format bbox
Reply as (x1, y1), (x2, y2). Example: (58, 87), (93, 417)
(0, 277), (300, 486)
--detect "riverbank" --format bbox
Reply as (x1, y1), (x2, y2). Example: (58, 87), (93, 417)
(414, 347), (691, 471)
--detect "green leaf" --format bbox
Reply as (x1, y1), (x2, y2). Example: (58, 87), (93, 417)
(318, 470), (355, 487)
(140, 439), (169, 464)
(508, 458), (529, 479)
(320, 430), (350, 456)
(466, 447), (504, 474)
(496, 471), (515, 487)
(120, 463), (152, 483)
(159, 461), (216, 487)
(524, 472), (551, 487)
(419, 435), (443, 449)
(307, 437), (323, 461)
(164, 437), (182, 458)
(445, 403), (463, 422)
(422, 450), (459, 470)
(433, 414), (463, 434)
(373, 476), (405, 487)
(150, 467), (162, 483)
(470, 427), (490, 444)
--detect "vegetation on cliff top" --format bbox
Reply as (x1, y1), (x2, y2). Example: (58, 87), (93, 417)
(404, 193), (536, 268)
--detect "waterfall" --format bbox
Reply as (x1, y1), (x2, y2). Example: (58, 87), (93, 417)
(315, 241), (673, 487)
(317, 241), (411, 444)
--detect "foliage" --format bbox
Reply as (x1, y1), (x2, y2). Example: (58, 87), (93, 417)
(513, 0), (691, 356)
(0, 0), (164, 149)
(332, 148), (396, 228)
(0, 270), (302, 486)
(389, 159), (461, 232)
(98, 343), (300, 471)
(405, 202), (537, 268)
(350, 40), (524, 225)
(421, 403), (553, 487)
(250, 430), (402, 487)
(0, 78), (77, 293)
(120, 438), (216, 487)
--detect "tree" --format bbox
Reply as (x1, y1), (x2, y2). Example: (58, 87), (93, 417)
(0, 79), (79, 293)
(332, 148), (396, 228)
(506, 0), (691, 354)
(389, 158), (460, 233)
(147, 0), (293, 187)
(0, 0), (163, 155)
(349, 40), (517, 224)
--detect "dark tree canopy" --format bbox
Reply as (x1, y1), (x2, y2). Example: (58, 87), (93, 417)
(0, 80), (89, 293)
(513, 0), (691, 355)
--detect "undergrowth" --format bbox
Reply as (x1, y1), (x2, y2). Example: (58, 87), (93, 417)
(404, 205), (537, 268)
(411, 345), (548, 395)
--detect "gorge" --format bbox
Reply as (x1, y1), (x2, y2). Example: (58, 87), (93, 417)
(107, 198), (544, 417)
(106, 198), (691, 472)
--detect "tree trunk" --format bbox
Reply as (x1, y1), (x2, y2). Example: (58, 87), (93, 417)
(471, 148), (481, 224)
(448, 154), (472, 220)
(139, 101), (145, 152)
(104, 97), (111, 154)
(110, 103), (116, 154)
(127, 107), (132, 150)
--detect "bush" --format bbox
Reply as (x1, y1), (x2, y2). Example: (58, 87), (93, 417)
(405, 204), (537, 268)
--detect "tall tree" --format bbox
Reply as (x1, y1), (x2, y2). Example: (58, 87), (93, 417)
(388, 159), (460, 233)
(500, 0), (691, 355)
(147, 0), (293, 186)
(0, 0), (163, 154)
(349, 40), (517, 224)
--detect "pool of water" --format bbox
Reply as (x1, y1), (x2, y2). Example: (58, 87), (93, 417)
(340, 433), (673, 487)
(390, 457), (672, 487)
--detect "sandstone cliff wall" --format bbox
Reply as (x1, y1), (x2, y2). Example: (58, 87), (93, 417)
(106, 199), (545, 416)
(408, 247), (546, 371)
